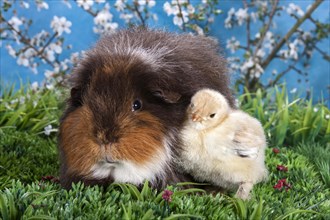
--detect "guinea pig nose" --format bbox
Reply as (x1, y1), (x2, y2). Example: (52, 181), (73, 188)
(105, 155), (116, 164)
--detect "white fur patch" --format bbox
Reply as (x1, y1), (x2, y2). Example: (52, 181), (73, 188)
(89, 136), (172, 185)
(90, 162), (115, 179)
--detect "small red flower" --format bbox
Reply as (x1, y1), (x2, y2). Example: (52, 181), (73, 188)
(162, 189), (173, 202)
(273, 178), (292, 191)
(276, 165), (288, 172)
(272, 148), (280, 154)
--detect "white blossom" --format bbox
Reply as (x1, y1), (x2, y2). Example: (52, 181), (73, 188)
(286, 3), (304, 17)
(62, 0), (72, 9)
(8, 16), (23, 31)
(49, 43), (62, 54)
(240, 57), (264, 78)
(313, 107), (319, 112)
(302, 31), (312, 41)
(46, 84), (54, 90)
(44, 125), (53, 135)
(6, 45), (16, 58)
(19, 96), (26, 104)
(225, 8), (235, 28)
(163, 2), (179, 16)
(46, 50), (55, 62)
(288, 43), (298, 60)
(235, 8), (248, 26)
(50, 16), (72, 36)
(325, 114), (330, 120)
(20, 1), (29, 9)
(31, 81), (39, 91)
(119, 13), (134, 23)
(115, 0), (126, 11)
(290, 88), (297, 93)
(187, 4), (195, 14)
(76, 0), (94, 10)
(240, 58), (254, 74)
(44, 69), (54, 79)
(226, 37), (240, 53)
(264, 31), (275, 51)
(31, 63), (38, 74)
(256, 49), (265, 58)
(94, 10), (113, 25)
(250, 12), (257, 22)
(148, 0), (156, 7)
(36, 1), (49, 11)
(17, 54), (29, 67)
(173, 11), (189, 27)
(194, 25), (204, 35)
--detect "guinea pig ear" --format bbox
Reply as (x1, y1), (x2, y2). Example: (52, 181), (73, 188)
(152, 89), (182, 104)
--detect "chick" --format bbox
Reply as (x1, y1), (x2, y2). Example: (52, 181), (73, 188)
(179, 88), (268, 200)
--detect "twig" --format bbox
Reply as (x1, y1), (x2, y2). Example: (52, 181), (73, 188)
(252, 0), (279, 59)
(242, 0), (251, 50)
(313, 45), (330, 61)
(37, 32), (58, 56)
(261, 0), (324, 69)
(266, 46), (309, 88)
(176, 0), (186, 31)
(133, 0), (146, 27)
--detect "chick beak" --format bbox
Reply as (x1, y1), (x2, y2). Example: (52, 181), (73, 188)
(191, 113), (202, 122)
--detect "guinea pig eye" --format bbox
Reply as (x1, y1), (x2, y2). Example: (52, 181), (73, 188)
(132, 100), (142, 112)
(210, 113), (216, 118)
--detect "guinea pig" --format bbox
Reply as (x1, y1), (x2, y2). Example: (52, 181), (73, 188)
(58, 27), (235, 189)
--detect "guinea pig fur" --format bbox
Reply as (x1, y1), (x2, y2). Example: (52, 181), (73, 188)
(58, 27), (235, 189)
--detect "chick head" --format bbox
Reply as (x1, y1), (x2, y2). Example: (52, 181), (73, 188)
(187, 88), (230, 130)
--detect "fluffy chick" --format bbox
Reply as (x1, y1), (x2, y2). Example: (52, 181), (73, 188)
(179, 88), (268, 200)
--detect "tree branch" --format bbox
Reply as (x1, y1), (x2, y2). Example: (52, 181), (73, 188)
(133, 0), (146, 27)
(176, 0), (186, 31)
(261, 0), (323, 69)
(242, 0), (251, 50)
(252, 0), (279, 59)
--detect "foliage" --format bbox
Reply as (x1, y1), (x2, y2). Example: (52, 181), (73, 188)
(0, 141), (329, 219)
(0, 83), (65, 135)
(0, 128), (59, 190)
(239, 85), (330, 146)
(0, 84), (330, 219)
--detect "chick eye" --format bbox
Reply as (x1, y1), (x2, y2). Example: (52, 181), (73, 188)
(132, 100), (142, 111)
(190, 103), (194, 108)
(210, 113), (216, 118)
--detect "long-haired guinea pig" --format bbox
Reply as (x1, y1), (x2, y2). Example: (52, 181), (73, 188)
(58, 27), (235, 189)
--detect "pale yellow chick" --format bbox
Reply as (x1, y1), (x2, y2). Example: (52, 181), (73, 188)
(179, 88), (268, 199)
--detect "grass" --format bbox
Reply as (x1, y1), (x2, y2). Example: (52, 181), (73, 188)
(0, 84), (329, 219)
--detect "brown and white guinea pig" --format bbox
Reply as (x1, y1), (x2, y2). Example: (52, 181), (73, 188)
(58, 27), (235, 189)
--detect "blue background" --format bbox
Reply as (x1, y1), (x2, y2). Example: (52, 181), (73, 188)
(1, 0), (329, 104)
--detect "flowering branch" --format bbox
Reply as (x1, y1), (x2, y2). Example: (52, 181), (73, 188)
(0, 14), (57, 67)
(133, 1), (146, 27)
(176, 0), (187, 32)
(252, 0), (279, 60)
(261, 0), (323, 69)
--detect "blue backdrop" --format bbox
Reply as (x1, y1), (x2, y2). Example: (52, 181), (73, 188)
(1, 0), (329, 104)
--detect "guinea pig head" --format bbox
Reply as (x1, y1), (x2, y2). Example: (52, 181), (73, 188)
(59, 54), (188, 188)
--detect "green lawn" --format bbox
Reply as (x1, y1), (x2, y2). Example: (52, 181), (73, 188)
(0, 84), (329, 219)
